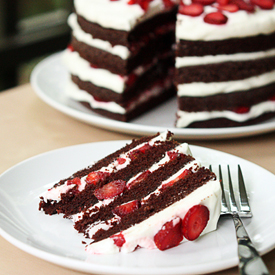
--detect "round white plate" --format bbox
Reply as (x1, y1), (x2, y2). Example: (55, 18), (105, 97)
(0, 141), (275, 275)
(30, 52), (275, 140)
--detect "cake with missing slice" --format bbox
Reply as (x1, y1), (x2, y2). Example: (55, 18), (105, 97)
(39, 131), (221, 253)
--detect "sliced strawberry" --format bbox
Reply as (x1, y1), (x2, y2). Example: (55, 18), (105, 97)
(139, 143), (151, 153)
(117, 157), (126, 165)
(67, 44), (74, 51)
(86, 171), (109, 185)
(154, 218), (183, 251)
(163, 0), (175, 8)
(94, 179), (126, 200)
(67, 177), (81, 186)
(217, 3), (239, 12)
(178, 3), (204, 16)
(217, 0), (229, 4)
(113, 200), (141, 217)
(127, 170), (151, 189)
(125, 73), (137, 87)
(234, 106), (250, 114)
(204, 11), (228, 25)
(182, 205), (209, 241)
(192, 0), (215, 5)
(163, 169), (189, 189)
(129, 143), (151, 160)
(251, 0), (274, 9)
(231, 0), (255, 12)
(111, 233), (125, 247)
(167, 151), (180, 160)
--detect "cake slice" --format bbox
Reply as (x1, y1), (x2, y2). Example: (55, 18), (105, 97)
(39, 131), (221, 253)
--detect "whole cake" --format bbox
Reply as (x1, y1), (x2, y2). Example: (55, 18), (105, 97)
(175, 0), (275, 128)
(63, 0), (275, 128)
(39, 131), (221, 253)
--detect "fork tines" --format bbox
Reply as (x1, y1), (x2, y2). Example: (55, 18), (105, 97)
(210, 164), (252, 218)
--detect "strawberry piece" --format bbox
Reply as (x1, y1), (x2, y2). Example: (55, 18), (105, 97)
(231, 0), (255, 12)
(204, 11), (228, 25)
(67, 177), (81, 186)
(129, 143), (151, 160)
(154, 218), (183, 251)
(217, 0), (229, 4)
(163, 169), (189, 189)
(139, 143), (151, 153)
(127, 170), (151, 189)
(67, 44), (74, 51)
(86, 171), (109, 185)
(182, 205), (210, 241)
(217, 3), (239, 12)
(233, 106), (250, 114)
(270, 95), (275, 101)
(117, 157), (126, 165)
(126, 73), (137, 86)
(251, 0), (274, 9)
(163, 0), (175, 8)
(94, 179), (126, 200)
(167, 151), (180, 160)
(113, 200), (141, 217)
(192, 0), (215, 5)
(178, 3), (204, 16)
(111, 233), (125, 247)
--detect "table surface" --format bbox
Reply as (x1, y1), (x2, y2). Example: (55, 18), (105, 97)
(0, 83), (275, 275)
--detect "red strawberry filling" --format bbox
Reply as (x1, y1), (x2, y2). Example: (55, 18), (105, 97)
(127, 170), (151, 189)
(233, 106), (250, 114)
(94, 179), (126, 200)
(67, 177), (81, 186)
(162, 169), (190, 189)
(113, 200), (141, 217)
(111, 233), (126, 247)
(204, 11), (228, 24)
(86, 171), (110, 185)
(181, 205), (210, 241)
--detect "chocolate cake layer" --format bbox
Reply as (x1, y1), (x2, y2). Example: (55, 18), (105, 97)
(71, 31), (175, 75)
(176, 56), (275, 84)
(178, 82), (275, 112)
(71, 55), (175, 103)
(91, 168), (215, 243)
(177, 31), (275, 57)
(76, 5), (178, 47)
(80, 84), (176, 122)
(75, 154), (194, 234)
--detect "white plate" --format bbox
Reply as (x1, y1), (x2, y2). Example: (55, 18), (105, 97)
(1, 141), (275, 275)
(30, 53), (275, 140)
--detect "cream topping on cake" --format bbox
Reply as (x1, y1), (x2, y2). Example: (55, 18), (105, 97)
(74, 0), (177, 31)
(177, 4), (275, 41)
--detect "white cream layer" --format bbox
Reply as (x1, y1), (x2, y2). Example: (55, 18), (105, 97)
(176, 4), (275, 41)
(176, 100), (275, 128)
(74, 0), (177, 31)
(176, 48), (275, 68)
(68, 13), (130, 60)
(177, 70), (275, 97)
(85, 172), (221, 254)
(41, 131), (172, 203)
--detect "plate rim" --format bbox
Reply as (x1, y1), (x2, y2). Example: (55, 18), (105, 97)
(1, 140), (275, 275)
(30, 52), (275, 140)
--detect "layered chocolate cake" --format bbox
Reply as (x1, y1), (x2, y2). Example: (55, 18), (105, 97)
(175, 0), (275, 128)
(63, 0), (275, 128)
(39, 131), (221, 253)
(63, 0), (178, 122)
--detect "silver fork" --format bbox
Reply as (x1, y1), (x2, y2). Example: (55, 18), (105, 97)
(210, 164), (270, 275)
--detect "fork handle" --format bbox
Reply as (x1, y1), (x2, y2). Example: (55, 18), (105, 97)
(232, 213), (270, 275)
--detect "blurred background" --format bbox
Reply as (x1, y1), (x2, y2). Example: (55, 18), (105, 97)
(0, 0), (73, 91)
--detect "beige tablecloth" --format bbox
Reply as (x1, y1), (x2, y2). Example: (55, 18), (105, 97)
(0, 84), (274, 275)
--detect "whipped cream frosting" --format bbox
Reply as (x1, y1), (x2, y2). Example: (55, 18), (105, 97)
(74, 0), (177, 31)
(176, 100), (275, 128)
(176, 4), (275, 41)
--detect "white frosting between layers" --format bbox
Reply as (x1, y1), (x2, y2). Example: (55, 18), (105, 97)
(177, 70), (275, 97)
(74, 0), (177, 31)
(63, 49), (125, 93)
(68, 13), (130, 60)
(41, 131), (171, 203)
(176, 48), (275, 68)
(85, 171), (221, 254)
(176, 100), (275, 128)
(176, 4), (275, 41)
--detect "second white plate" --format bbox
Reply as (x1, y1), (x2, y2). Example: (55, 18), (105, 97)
(0, 141), (275, 274)
(30, 53), (275, 140)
